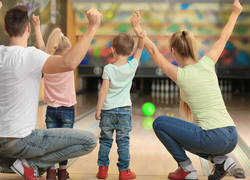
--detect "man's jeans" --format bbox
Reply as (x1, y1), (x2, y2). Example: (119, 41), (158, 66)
(98, 107), (132, 171)
(153, 116), (238, 165)
(0, 129), (97, 171)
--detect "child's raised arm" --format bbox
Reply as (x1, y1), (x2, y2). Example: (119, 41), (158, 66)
(131, 11), (178, 83)
(32, 14), (45, 51)
(206, 0), (243, 64)
(0, 2), (3, 10)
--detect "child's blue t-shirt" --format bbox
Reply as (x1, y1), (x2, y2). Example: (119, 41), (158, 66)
(102, 58), (139, 110)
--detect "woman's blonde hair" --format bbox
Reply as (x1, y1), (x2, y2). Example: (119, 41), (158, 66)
(45, 28), (71, 55)
(169, 30), (198, 120)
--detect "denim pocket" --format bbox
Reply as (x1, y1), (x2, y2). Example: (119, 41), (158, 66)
(45, 110), (59, 129)
(61, 111), (75, 128)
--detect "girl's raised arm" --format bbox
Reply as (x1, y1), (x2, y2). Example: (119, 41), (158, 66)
(32, 14), (46, 51)
(206, 0), (243, 64)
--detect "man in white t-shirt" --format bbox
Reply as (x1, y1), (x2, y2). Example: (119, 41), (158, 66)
(0, 3), (102, 180)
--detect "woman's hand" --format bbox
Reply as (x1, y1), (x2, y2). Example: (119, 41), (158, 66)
(232, 0), (243, 16)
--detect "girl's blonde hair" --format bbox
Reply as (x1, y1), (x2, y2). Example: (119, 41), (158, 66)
(169, 30), (198, 120)
(45, 28), (71, 55)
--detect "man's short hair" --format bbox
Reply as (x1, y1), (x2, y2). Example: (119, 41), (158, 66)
(4, 5), (29, 37)
(112, 33), (134, 56)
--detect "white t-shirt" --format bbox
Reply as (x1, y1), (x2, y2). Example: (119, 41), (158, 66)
(0, 45), (50, 138)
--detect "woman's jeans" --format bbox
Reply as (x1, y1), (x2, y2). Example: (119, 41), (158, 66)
(0, 129), (97, 171)
(153, 116), (238, 166)
(45, 105), (75, 165)
(98, 107), (132, 171)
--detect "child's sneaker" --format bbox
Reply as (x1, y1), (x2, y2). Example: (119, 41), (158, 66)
(168, 167), (198, 180)
(57, 169), (70, 180)
(10, 159), (43, 180)
(208, 157), (236, 180)
(97, 166), (108, 179)
(46, 168), (57, 180)
(119, 169), (136, 180)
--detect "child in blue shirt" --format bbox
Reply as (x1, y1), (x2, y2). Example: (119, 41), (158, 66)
(95, 30), (145, 180)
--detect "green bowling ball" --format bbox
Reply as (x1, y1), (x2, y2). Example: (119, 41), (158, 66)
(142, 102), (155, 116)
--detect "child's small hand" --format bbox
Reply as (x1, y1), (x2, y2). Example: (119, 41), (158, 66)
(32, 14), (40, 27)
(0, 2), (3, 10)
(131, 11), (141, 30)
(232, 0), (243, 16)
(95, 110), (101, 120)
(139, 30), (146, 39)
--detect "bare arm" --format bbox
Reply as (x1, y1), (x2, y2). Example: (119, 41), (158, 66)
(131, 11), (178, 82)
(95, 79), (109, 120)
(0, 2), (2, 9)
(206, 0), (243, 64)
(32, 14), (45, 51)
(42, 8), (102, 74)
(133, 33), (145, 62)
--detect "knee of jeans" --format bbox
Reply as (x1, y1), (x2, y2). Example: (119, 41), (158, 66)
(153, 116), (164, 130)
(87, 132), (97, 150)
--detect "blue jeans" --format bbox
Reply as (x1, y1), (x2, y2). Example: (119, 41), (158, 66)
(98, 107), (132, 171)
(45, 105), (75, 165)
(45, 105), (75, 129)
(0, 129), (97, 171)
(153, 116), (237, 166)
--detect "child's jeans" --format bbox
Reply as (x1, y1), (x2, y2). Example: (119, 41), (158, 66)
(45, 105), (75, 166)
(98, 107), (132, 171)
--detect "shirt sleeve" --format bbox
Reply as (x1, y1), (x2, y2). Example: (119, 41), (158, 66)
(24, 47), (50, 75)
(102, 66), (110, 80)
(200, 56), (215, 68)
(128, 58), (139, 71)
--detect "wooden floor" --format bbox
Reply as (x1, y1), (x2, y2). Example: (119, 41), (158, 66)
(1, 92), (250, 180)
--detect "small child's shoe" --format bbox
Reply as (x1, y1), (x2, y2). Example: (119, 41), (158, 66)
(10, 159), (44, 180)
(168, 167), (198, 180)
(97, 166), (108, 179)
(208, 157), (236, 180)
(58, 169), (70, 180)
(46, 168), (57, 180)
(119, 169), (136, 180)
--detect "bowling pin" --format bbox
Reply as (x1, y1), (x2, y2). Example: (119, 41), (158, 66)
(161, 79), (165, 92)
(224, 80), (228, 92)
(156, 79), (160, 92)
(228, 80), (232, 92)
(151, 91), (155, 103)
(170, 91), (174, 104)
(165, 79), (169, 92)
(152, 79), (155, 91)
(156, 91), (160, 104)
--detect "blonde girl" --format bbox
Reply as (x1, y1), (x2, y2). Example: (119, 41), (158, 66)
(33, 15), (76, 180)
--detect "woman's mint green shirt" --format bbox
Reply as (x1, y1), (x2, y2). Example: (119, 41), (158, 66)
(102, 58), (139, 110)
(177, 56), (235, 130)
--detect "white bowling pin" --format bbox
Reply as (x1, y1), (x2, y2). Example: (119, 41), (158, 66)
(165, 79), (169, 92)
(152, 79), (155, 91)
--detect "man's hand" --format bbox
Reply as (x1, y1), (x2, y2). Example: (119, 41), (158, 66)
(232, 0), (243, 16)
(86, 8), (102, 29)
(32, 14), (40, 28)
(95, 110), (101, 120)
(0, 2), (3, 10)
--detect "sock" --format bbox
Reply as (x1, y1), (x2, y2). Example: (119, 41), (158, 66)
(20, 158), (30, 168)
(59, 165), (67, 170)
(49, 165), (56, 170)
(182, 163), (195, 172)
(213, 156), (228, 164)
